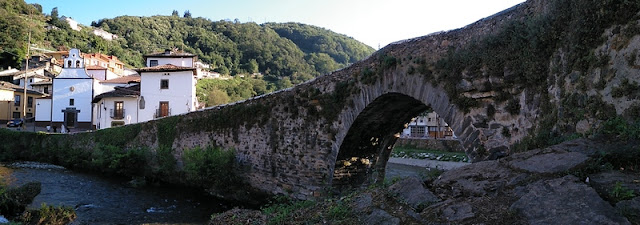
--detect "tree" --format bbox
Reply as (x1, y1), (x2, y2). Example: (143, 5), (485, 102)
(31, 3), (42, 13)
(207, 88), (231, 106)
(172, 10), (179, 17)
(183, 10), (192, 18)
(50, 7), (59, 24)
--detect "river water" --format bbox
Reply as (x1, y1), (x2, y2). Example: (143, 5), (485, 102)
(0, 163), (229, 225)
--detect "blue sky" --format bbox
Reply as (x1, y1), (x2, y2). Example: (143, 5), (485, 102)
(25, 0), (525, 49)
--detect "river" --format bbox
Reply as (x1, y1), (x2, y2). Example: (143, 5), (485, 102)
(0, 162), (229, 225)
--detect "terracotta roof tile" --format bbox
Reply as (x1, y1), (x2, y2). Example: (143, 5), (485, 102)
(135, 64), (196, 74)
(100, 75), (141, 84)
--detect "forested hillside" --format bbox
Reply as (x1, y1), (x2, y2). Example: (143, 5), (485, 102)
(0, 0), (375, 88)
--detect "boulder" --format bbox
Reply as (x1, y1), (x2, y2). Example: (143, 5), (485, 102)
(388, 177), (439, 209)
(352, 193), (373, 212)
(589, 171), (640, 202)
(432, 160), (525, 197)
(441, 202), (474, 222)
(616, 197), (640, 224)
(364, 209), (400, 225)
(510, 175), (630, 225)
(506, 149), (589, 174)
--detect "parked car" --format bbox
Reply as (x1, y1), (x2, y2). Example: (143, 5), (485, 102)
(6, 119), (23, 127)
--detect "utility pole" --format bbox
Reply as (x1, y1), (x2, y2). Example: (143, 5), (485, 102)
(22, 32), (30, 130)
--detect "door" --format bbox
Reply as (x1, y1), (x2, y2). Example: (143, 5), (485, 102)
(160, 102), (169, 117)
(65, 111), (76, 127)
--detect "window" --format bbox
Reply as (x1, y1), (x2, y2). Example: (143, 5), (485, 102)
(113, 101), (124, 119)
(12, 112), (20, 119)
(410, 126), (426, 137)
(160, 79), (169, 89)
(26, 113), (32, 118)
(67, 60), (71, 68)
(29, 78), (33, 83)
(27, 96), (33, 108)
(75, 60), (80, 68)
(69, 99), (74, 106)
(111, 121), (125, 127)
(44, 86), (49, 94)
(150, 60), (158, 67)
(14, 95), (20, 106)
(157, 101), (170, 118)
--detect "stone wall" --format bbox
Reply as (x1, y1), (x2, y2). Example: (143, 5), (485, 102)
(395, 138), (464, 153)
(3, 0), (639, 201)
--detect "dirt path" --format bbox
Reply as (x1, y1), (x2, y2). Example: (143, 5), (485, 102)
(388, 157), (469, 170)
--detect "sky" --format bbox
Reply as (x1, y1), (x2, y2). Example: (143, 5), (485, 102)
(25, 0), (525, 49)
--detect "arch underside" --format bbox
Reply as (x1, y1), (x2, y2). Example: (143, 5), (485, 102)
(332, 93), (429, 191)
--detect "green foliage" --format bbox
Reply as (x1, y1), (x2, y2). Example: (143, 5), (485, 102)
(152, 145), (176, 177)
(20, 203), (76, 225)
(611, 78), (640, 99)
(0, 182), (41, 220)
(265, 22), (374, 65)
(316, 80), (357, 122)
(182, 146), (238, 190)
(90, 144), (147, 176)
(196, 77), (274, 107)
(359, 67), (378, 85)
(156, 116), (179, 148)
(610, 181), (636, 202)
(261, 196), (316, 225)
(506, 98), (521, 115)
(0, 0), (45, 69)
(327, 203), (351, 221)
(599, 116), (640, 140)
(93, 123), (141, 147)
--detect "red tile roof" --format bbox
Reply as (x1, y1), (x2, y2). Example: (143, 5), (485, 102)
(135, 64), (196, 74)
(86, 65), (107, 70)
(100, 75), (141, 84)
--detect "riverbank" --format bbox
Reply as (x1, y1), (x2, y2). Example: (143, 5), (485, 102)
(0, 162), (229, 224)
(211, 138), (640, 224)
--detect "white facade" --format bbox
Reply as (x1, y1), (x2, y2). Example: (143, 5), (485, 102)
(402, 112), (455, 139)
(35, 98), (51, 122)
(139, 70), (197, 120)
(51, 49), (94, 128)
(94, 97), (138, 129)
(146, 57), (194, 67)
(87, 68), (120, 81)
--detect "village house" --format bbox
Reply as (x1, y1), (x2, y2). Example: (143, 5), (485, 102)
(92, 75), (141, 129)
(137, 49), (198, 120)
(35, 48), (114, 129)
(0, 81), (46, 122)
(402, 111), (455, 139)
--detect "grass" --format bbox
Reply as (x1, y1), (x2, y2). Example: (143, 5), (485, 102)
(20, 203), (76, 225)
(391, 146), (468, 162)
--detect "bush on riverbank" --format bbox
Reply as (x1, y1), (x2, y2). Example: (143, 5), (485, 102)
(20, 203), (76, 225)
(183, 146), (240, 191)
(0, 182), (41, 220)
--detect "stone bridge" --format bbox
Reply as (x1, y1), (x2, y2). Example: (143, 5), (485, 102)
(17, 0), (640, 200)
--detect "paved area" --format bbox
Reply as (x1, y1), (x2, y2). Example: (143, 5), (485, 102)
(388, 157), (469, 170)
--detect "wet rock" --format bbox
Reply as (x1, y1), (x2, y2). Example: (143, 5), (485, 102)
(364, 209), (400, 225)
(8, 161), (65, 170)
(616, 197), (640, 223)
(441, 202), (474, 222)
(432, 161), (523, 197)
(352, 193), (373, 212)
(506, 149), (589, 174)
(510, 175), (630, 225)
(589, 171), (640, 202)
(209, 208), (266, 225)
(548, 138), (602, 157)
(388, 177), (439, 209)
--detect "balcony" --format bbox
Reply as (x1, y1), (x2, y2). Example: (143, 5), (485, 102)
(154, 108), (171, 118)
(110, 109), (125, 120)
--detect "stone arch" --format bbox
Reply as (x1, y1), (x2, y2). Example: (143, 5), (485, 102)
(331, 92), (429, 190)
(75, 60), (80, 68)
(329, 70), (479, 191)
(67, 60), (71, 68)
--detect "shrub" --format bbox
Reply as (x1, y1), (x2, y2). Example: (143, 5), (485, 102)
(20, 203), (76, 225)
(182, 146), (239, 190)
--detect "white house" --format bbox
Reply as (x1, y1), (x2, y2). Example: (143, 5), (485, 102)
(93, 84), (140, 129)
(402, 112), (455, 139)
(144, 49), (196, 68)
(46, 49), (97, 129)
(136, 64), (197, 120)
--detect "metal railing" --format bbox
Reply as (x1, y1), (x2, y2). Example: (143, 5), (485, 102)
(154, 108), (171, 118)
(110, 108), (125, 119)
